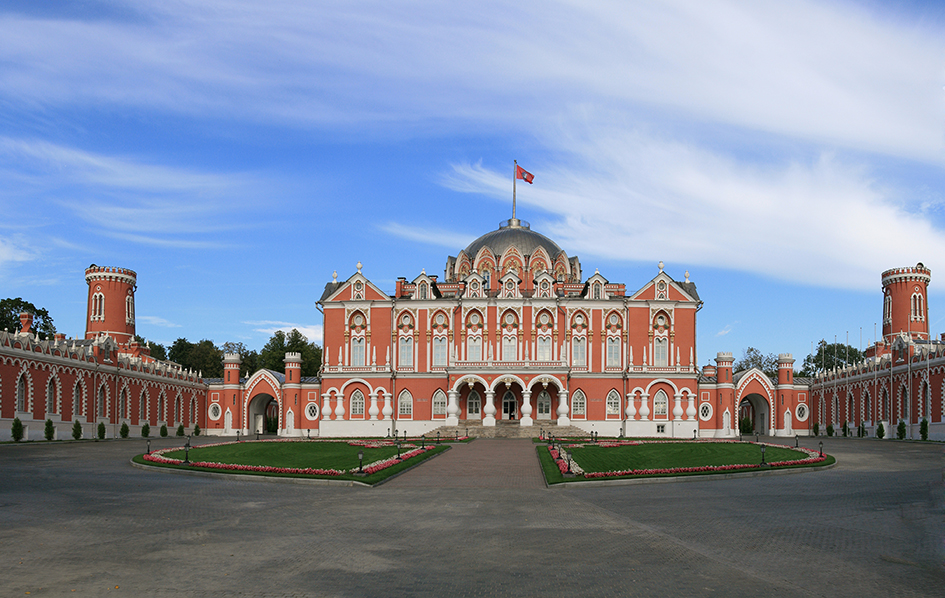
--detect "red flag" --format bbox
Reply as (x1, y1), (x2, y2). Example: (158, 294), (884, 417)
(515, 165), (534, 184)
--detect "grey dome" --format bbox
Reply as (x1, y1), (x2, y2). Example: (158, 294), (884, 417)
(463, 219), (564, 259)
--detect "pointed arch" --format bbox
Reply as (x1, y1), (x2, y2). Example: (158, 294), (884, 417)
(398, 389), (413, 419)
(432, 389), (447, 417)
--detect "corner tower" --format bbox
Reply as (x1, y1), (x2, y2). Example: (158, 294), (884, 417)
(85, 264), (137, 345)
(882, 263), (930, 343)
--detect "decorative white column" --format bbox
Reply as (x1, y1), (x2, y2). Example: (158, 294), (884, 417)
(556, 389), (570, 426)
(483, 390), (497, 426)
(334, 394), (346, 420)
(368, 391), (379, 420)
(686, 393), (696, 421)
(321, 393), (333, 421)
(673, 393), (683, 420)
(639, 393), (650, 421)
(446, 389), (459, 426)
(520, 389), (533, 427)
(381, 392), (392, 420)
(625, 393), (636, 420)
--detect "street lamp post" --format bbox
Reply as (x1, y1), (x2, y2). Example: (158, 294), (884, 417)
(183, 435), (191, 465)
(819, 441), (823, 457)
(358, 449), (364, 473)
(760, 443), (766, 466)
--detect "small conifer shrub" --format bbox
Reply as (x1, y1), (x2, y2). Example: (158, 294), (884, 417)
(72, 419), (83, 440)
(877, 421), (885, 439)
(160, 424), (168, 437)
(141, 423), (150, 438)
(45, 419), (55, 441)
(897, 420), (906, 440)
(97, 422), (106, 440)
(11, 417), (24, 442)
(176, 424), (185, 437)
(120, 422), (129, 438)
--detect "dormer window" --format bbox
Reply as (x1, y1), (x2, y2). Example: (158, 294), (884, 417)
(418, 283), (427, 300)
(593, 283), (602, 299)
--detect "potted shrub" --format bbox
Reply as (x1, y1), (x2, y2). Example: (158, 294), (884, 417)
(72, 419), (83, 440)
(45, 419), (55, 441)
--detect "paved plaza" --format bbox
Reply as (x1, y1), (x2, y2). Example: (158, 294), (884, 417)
(0, 436), (942, 597)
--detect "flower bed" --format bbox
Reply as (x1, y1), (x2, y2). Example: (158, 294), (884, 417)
(547, 440), (825, 479)
(142, 438), (437, 477)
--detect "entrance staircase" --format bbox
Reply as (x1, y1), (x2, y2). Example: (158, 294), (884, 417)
(424, 420), (589, 439)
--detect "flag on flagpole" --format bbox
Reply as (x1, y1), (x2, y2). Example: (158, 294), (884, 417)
(515, 165), (534, 184)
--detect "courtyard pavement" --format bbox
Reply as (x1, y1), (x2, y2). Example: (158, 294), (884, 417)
(0, 435), (942, 597)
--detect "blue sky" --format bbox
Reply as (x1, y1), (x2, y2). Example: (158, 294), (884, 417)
(2, 0), (944, 367)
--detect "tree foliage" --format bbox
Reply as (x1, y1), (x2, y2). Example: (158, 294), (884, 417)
(798, 340), (864, 376)
(221, 341), (259, 376)
(733, 347), (778, 376)
(0, 298), (56, 337)
(258, 329), (321, 377)
(135, 335), (167, 361)
(167, 338), (224, 378)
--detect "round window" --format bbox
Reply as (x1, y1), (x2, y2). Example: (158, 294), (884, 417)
(305, 402), (320, 420)
(699, 402), (712, 421)
(435, 313), (445, 325)
(609, 314), (618, 325)
(657, 315), (665, 326)
(575, 314), (584, 325)
(401, 314), (411, 326)
(541, 281), (549, 289)
(507, 280), (514, 289)
(657, 281), (666, 291)
(470, 313), (480, 325)
(505, 313), (515, 325)
(353, 314), (363, 326)
(470, 282), (479, 290)
(795, 403), (809, 422)
(539, 313), (550, 325)
(355, 282), (363, 290)
(208, 403), (222, 420)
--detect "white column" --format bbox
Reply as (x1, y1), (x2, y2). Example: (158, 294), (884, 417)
(446, 389), (459, 426)
(334, 394), (345, 420)
(520, 389), (533, 427)
(673, 393), (683, 420)
(381, 392), (392, 420)
(483, 390), (497, 426)
(368, 391), (379, 420)
(639, 393), (650, 421)
(556, 389), (570, 426)
(686, 393), (696, 421)
(625, 393), (636, 420)
(321, 393), (333, 421)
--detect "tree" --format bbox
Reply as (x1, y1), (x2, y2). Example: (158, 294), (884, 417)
(135, 335), (167, 361)
(733, 347), (778, 376)
(72, 419), (83, 440)
(0, 298), (56, 336)
(258, 329), (322, 377)
(168, 338), (223, 378)
(799, 341), (865, 376)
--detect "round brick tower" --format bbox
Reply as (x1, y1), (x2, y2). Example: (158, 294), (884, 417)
(85, 265), (137, 345)
(882, 263), (930, 343)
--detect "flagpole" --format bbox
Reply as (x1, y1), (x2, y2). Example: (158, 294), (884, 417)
(513, 159), (517, 221)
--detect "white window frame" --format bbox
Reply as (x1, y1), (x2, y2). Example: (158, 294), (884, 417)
(398, 390), (413, 418)
(571, 389), (586, 417)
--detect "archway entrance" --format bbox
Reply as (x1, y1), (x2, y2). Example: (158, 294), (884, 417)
(739, 393), (770, 435)
(247, 393), (278, 435)
(501, 390), (518, 420)
(535, 389), (553, 421)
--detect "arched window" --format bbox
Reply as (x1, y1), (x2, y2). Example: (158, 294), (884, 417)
(350, 390), (365, 417)
(97, 386), (106, 419)
(883, 388), (890, 421)
(432, 390), (447, 416)
(654, 338), (668, 367)
(884, 295), (891, 322)
(126, 294), (135, 324)
(467, 336), (482, 361)
(398, 390), (413, 418)
(606, 337), (620, 368)
(157, 393), (165, 422)
(418, 283), (427, 300)
(654, 390), (668, 417)
(571, 390), (586, 416)
(573, 338), (586, 367)
(140, 389), (148, 422)
(74, 381), (83, 416)
(432, 337), (448, 367)
(537, 337), (552, 361)
(502, 336), (517, 361)
(399, 337), (413, 368)
(593, 283), (602, 299)
(16, 375), (28, 413)
(606, 390), (621, 415)
(47, 379), (57, 414)
(119, 389), (128, 419)
(536, 390), (552, 419)
(864, 389), (871, 421)
(351, 337), (365, 367)
(175, 396), (182, 423)
(467, 390), (481, 418)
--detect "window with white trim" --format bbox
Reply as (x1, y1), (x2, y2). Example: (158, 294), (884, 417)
(537, 336), (552, 361)
(606, 390), (620, 415)
(75, 382), (83, 416)
(16, 375), (28, 413)
(432, 390), (447, 415)
(399, 337), (413, 368)
(606, 337), (620, 367)
(47, 379), (57, 414)
(398, 390), (413, 417)
(350, 390), (365, 416)
(573, 338), (586, 367)
(654, 338), (668, 367)
(502, 336), (517, 361)
(654, 390), (668, 416)
(571, 389), (586, 416)
(433, 337), (448, 367)
(467, 390), (481, 416)
(97, 386), (106, 418)
(351, 338), (365, 367)
(467, 336), (482, 361)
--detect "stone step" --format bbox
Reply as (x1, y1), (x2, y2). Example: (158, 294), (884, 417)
(424, 421), (590, 440)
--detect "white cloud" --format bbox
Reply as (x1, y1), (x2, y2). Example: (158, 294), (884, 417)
(244, 320), (323, 345)
(0, 235), (37, 269)
(716, 325), (734, 337)
(137, 315), (182, 328)
(379, 222), (475, 250)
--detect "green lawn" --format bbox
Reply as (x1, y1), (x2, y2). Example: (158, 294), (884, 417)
(539, 441), (834, 484)
(135, 440), (449, 485)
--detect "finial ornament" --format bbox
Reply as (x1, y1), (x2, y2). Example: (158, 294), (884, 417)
(658, 261), (664, 272)
(685, 270), (690, 282)
(421, 268), (426, 275)
(332, 270), (338, 282)
(356, 261), (362, 273)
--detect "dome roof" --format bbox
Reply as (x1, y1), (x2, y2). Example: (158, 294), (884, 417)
(463, 219), (564, 259)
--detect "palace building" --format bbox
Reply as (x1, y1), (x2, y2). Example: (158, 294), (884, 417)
(2, 222), (944, 441)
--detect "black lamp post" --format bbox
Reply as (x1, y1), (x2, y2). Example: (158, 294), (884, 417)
(436, 431), (440, 444)
(183, 435), (191, 465)
(756, 433), (759, 443)
(693, 429), (698, 440)
(760, 443), (766, 466)
(236, 430), (240, 443)
(564, 449), (571, 474)
(819, 441), (823, 457)
(795, 434), (799, 448)
(147, 439), (151, 455)
(465, 427), (468, 438)
(396, 442), (401, 460)
(256, 430), (260, 441)
(403, 430), (407, 442)
(358, 449), (364, 473)
(421, 434), (425, 448)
